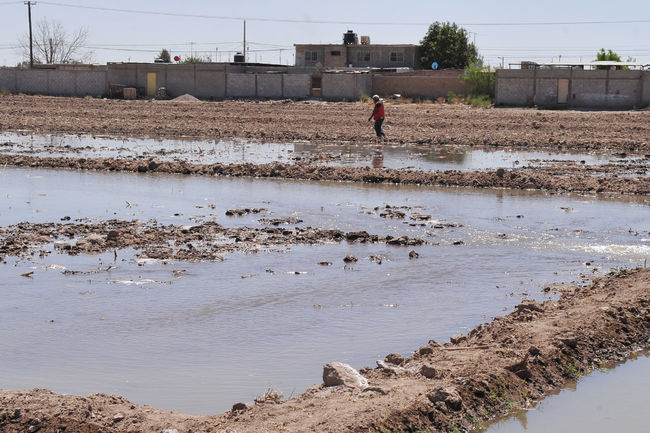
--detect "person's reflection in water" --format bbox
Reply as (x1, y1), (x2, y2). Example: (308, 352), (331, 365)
(372, 152), (384, 169)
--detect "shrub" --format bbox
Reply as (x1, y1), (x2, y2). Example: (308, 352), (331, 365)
(464, 65), (495, 98)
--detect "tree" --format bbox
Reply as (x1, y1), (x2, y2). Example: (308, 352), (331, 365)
(181, 56), (208, 64)
(156, 48), (171, 63)
(19, 18), (92, 64)
(594, 48), (634, 70)
(420, 22), (478, 69)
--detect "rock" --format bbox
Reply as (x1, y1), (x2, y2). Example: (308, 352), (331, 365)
(346, 231), (371, 242)
(343, 254), (358, 263)
(420, 364), (437, 379)
(384, 353), (404, 366)
(428, 387), (463, 411)
(322, 362), (368, 388)
(231, 402), (249, 412)
(496, 168), (506, 178)
(112, 413), (125, 423)
(106, 230), (120, 242)
(162, 429), (180, 433)
(450, 334), (467, 344)
(409, 250), (419, 259)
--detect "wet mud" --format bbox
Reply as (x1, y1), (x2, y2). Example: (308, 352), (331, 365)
(0, 219), (429, 263)
(1, 153), (649, 196)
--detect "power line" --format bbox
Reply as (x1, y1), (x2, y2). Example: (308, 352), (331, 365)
(35, 1), (650, 27)
(0, 1), (23, 5)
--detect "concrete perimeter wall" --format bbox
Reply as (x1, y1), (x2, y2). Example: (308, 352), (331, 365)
(496, 69), (649, 109)
(373, 69), (467, 99)
(0, 66), (107, 96)
(321, 72), (372, 100)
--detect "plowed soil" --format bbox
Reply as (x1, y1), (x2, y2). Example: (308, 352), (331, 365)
(0, 95), (648, 152)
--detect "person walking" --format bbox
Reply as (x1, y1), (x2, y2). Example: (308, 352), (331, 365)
(368, 94), (386, 138)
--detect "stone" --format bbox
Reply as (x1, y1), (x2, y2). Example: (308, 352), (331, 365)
(420, 364), (437, 379)
(112, 413), (125, 423)
(343, 254), (358, 263)
(384, 353), (404, 366)
(231, 402), (249, 412)
(322, 362), (368, 389)
(409, 250), (419, 259)
(428, 387), (463, 411)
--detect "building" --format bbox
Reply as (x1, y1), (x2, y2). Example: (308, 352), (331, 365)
(496, 62), (650, 109)
(294, 30), (421, 69)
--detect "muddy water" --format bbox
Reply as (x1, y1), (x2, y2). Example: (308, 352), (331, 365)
(0, 132), (632, 171)
(1, 167), (649, 414)
(485, 354), (650, 433)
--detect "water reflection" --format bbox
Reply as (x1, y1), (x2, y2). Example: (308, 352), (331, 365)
(485, 355), (650, 433)
(1, 132), (636, 172)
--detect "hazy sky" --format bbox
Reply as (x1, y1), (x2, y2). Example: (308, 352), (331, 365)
(0, 0), (648, 67)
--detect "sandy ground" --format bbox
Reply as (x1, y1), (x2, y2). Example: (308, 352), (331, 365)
(1, 95), (650, 432)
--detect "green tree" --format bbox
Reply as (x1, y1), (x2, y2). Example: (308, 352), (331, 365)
(420, 22), (478, 69)
(594, 48), (627, 69)
(156, 48), (171, 63)
(180, 56), (206, 64)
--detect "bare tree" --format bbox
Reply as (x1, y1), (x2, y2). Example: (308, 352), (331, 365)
(19, 18), (92, 64)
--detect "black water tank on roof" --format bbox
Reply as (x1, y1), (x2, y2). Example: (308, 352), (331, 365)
(343, 30), (358, 45)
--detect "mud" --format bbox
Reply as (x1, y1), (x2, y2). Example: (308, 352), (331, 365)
(1, 153), (649, 196)
(0, 95), (648, 153)
(0, 219), (432, 262)
(1, 268), (648, 433)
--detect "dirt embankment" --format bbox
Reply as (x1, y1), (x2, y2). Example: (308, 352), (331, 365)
(1, 268), (649, 433)
(1, 95), (649, 153)
(2, 154), (649, 196)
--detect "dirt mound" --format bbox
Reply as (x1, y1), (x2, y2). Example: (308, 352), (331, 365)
(1, 268), (649, 433)
(171, 93), (200, 102)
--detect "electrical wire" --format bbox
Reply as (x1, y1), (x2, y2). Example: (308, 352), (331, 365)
(35, 1), (650, 27)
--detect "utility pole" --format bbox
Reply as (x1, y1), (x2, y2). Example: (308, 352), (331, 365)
(243, 19), (246, 62)
(24, 1), (36, 68)
(499, 56), (504, 69)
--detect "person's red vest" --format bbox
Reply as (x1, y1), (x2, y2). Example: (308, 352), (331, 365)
(373, 101), (385, 120)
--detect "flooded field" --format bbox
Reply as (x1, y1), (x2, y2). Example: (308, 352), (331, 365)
(485, 354), (650, 433)
(1, 165), (648, 414)
(1, 132), (640, 171)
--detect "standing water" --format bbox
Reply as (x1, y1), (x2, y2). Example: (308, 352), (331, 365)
(0, 166), (648, 414)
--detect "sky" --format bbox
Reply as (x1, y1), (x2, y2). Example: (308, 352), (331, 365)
(0, 0), (649, 67)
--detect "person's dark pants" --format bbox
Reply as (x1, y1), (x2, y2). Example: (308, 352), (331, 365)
(374, 118), (386, 137)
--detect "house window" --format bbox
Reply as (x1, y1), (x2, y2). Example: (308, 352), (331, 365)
(357, 51), (370, 62)
(330, 50), (341, 56)
(305, 51), (318, 62)
(390, 52), (404, 63)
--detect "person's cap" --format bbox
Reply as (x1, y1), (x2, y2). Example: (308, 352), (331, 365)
(372, 95), (380, 101)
